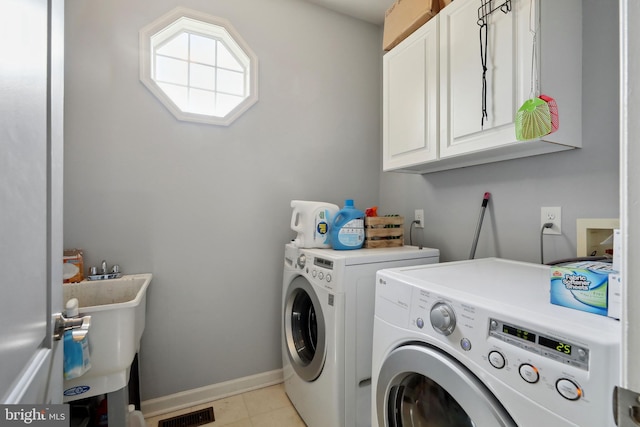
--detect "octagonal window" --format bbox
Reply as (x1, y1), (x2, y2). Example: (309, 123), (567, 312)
(140, 8), (258, 126)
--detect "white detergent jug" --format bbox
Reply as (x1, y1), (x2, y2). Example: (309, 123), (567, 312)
(290, 200), (339, 248)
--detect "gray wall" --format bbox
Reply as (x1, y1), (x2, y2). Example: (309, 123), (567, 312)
(380, 0), (619, 264)
(63, 0), (381, 400)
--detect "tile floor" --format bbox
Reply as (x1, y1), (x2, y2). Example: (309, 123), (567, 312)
(144, 383), (306, 427)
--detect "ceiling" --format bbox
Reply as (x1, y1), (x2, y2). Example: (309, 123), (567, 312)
(303, 0), (394, 25)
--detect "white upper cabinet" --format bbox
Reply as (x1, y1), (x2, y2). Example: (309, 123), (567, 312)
(383, 17), (439, 171)
(383, 0), (582, 173)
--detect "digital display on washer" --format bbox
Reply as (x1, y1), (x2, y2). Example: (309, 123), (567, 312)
(314, 257), (333, 269)
(502, 323), (536, 343)
(489, 318), (587, 370)
(538, 335), (572, 355)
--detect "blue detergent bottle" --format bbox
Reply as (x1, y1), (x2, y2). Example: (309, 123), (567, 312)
(331, 199), (365, 250)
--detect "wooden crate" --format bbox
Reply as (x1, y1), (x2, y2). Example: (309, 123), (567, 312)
(364, 216), (404, 248)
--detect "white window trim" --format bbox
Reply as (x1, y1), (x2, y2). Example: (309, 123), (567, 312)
(139, 7), (259, 126)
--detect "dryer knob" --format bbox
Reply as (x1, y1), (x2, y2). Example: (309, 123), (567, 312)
(430, 302), (456, 335)
(297, 254), (306, 269)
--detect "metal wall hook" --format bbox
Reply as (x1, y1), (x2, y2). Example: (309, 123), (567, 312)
(476, 0), (512, 127)
(477, 0), (512, 26)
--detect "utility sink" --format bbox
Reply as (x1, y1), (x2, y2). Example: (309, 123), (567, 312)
(62, 273), (152, 402)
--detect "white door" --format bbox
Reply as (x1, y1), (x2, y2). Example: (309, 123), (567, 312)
(619, 0), (640, 424)
(0, 0), (64, 404)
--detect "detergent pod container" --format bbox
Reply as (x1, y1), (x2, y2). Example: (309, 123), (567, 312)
(330, 199), (365, 250)
(290, 200), (339, 248)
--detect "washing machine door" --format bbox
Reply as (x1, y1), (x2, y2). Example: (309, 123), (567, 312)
(283, 275), (326, 382)
(376, 344), (517, 427)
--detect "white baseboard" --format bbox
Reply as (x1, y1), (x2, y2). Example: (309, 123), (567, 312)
(140, 369), (284, 418)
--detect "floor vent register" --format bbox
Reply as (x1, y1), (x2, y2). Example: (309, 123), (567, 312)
(158, 407), (215, 427)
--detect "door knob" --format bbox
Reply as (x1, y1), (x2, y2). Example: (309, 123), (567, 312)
(53, 313), (91, 341)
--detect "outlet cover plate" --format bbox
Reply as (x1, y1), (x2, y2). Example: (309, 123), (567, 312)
(541, 207), (561, 235)
(414, 209), (424, 228)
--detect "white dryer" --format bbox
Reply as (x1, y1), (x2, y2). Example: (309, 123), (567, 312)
(372, 258), (621, 427)
(282, 243), (439, 427)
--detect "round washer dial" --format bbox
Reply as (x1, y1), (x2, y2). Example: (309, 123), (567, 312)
(430, 302), (456, 335)
(297, 254), (306, 269)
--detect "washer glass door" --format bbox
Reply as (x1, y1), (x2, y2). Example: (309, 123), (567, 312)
(284, 276), (326, 382)
(377, 344), (516, 427)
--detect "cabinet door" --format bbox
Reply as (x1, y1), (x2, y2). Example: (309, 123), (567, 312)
(383, 18), (439, 171)
(439, 0), (530, 158)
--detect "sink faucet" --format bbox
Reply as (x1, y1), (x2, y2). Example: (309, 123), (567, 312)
(88, 260), (121, 280)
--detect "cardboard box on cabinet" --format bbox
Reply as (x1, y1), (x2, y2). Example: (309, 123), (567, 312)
(383, 0), (452, 51)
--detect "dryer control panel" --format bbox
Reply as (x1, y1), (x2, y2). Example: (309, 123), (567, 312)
(488, 318), (589, 371)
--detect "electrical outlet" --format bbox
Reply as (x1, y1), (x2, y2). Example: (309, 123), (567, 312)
(541, 207), (561, 235)
(414, 209), (424, 229)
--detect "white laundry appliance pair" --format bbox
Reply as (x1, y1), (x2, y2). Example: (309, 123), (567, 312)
(281, 243), (440, 427)
(372, 258), (621, 427)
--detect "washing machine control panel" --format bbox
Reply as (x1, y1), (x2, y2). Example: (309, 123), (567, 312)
(298, 256), (336, 289)
(488, 318), (589, 371)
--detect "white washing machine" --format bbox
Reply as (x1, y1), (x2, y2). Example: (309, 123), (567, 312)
(372, 258), (621, 427)
(282, 243), (440, 427)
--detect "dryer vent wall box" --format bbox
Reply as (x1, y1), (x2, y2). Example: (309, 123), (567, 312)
(576, 218), (620, 257)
